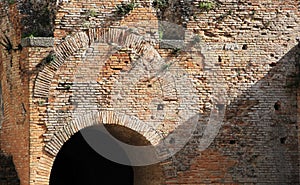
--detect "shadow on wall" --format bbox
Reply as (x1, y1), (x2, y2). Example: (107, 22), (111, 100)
(214, 44), (300, 183)
(50, 125), (164, 185)
(164, 44), (300, 184)
(18, 1), (57, 37)
(0, 150), (20, 185)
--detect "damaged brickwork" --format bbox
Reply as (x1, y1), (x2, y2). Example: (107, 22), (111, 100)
(0, 0), (300, 184)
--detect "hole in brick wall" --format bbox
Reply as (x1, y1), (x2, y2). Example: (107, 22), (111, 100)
(269, 62), (277, 67)
(157, 104), (164, 110)
(274, 101), (281, 111)
(218, 56), (222, 63)
(270, 53), (275, 57)
(229, 140), (236, 144)
(280, 137), (287, 144)
(242, 44), (248, 50)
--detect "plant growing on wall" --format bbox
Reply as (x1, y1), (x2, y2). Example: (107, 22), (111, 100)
(82, 21), (91, 29)
(86, 9), (98, 17)
(198, 1), (215, 12)
(6, 0), (15, 5)
(38, 100), (45, 106)
(45, 52), (56, 64)
(115, 1), (137, 16)
(153, 0), (197, 41)
(19, 1), (57, 37)
(152, 0), (168, 10)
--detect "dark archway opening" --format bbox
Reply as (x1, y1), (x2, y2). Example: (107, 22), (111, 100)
(49, 126), (134, 185)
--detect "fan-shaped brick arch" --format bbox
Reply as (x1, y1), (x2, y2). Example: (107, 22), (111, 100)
(45, 111), (163, 156)
(33, 28), (153, 98)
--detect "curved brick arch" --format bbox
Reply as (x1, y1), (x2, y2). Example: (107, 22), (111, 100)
(34, 26), (178, 184)
(45, 111), (163, 156)
(35, 110), (169, 185)
(33, 27), (153, 98)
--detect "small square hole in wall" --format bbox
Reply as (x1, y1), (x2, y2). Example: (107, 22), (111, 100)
(229, 140), (236, 144)
(242, 44), (248, 50)
(274, 101), (281, 111)
(157, 104), (164, 110)
(280, 137), (287, 144)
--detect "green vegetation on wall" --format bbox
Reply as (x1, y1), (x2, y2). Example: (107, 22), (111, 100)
(152, 0), (168, 10)
(198, 1), (215, 12)
(115, 1), (137, 16)
(19, 1), (57, 37)
(6, 0), (15, 5)
(45, 52), (56, 64)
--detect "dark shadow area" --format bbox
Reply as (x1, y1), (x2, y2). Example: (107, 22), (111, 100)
(18, 0), (57, 37)
(106, 125), (165, 185)
(50, 125), (164, 185)
(211, 44), (300, 183)
(49, 126), (134, 185)
(0, 150), (20, 185)
(162, 44), (300, 184)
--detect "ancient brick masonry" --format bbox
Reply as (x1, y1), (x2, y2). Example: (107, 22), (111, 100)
(0, 2), (30, 185)
(0, 151), (20, 185)
(0, 0), (300, 184)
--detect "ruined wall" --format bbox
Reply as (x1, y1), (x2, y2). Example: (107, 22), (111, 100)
(0, 2), (29, 185)
(33, 0), (300, 184)
(0, 0), (300, 184)
(182, 0), (300, 183)
(0, 151), (20, 185)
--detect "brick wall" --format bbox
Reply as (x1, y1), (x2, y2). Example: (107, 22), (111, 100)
(0, 3), (29, 185)
(0, 150), (20, 185)
(0, 0), (300, 184)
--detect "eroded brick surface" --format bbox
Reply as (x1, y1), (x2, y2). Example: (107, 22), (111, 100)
(0, 0), (300, 184)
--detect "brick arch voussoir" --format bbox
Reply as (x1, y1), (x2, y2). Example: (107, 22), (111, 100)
(33, 31), (90, 98)
(45, 111), (163, 157)
(36, 110), (174, 185)
(33, 27), (152, 98)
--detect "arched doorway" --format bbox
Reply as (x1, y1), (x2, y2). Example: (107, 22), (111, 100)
(49, 125), (164, 185)
(49, 125), (133, 185)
